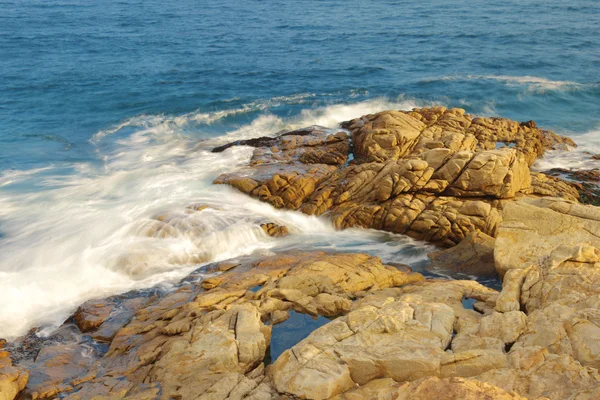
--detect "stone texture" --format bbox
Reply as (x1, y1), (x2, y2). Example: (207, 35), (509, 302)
(215, 107), (580, 246)
(12, 251), (421, 399)
(494, 197), (600, 277)
(427, 230), (497, 277)
(0, 348), (28, 400)
(9, 247), (600, 399)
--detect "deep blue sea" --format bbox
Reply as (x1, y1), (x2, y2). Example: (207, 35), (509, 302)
(1, 0), (599, 339)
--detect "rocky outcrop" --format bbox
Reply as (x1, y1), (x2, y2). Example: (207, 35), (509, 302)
(269, 272), (600, 400)
(8, 252), (421, 399)
(7, 246), (600, 399)
(215, 107), (579, 246)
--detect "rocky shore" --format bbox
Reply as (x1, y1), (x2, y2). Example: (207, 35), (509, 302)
(3, 107), (600, 400)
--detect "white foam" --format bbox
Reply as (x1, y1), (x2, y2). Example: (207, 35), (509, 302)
(0, 97), (432, 339)
(533, 129), (600, 171)
(422, 74), (593, 93)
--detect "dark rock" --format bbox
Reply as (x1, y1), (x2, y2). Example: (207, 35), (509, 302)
(211, 125), (331, 153)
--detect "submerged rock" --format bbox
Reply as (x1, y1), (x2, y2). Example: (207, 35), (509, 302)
(215, 107), (579, 246)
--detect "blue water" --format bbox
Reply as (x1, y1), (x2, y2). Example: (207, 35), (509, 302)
(0, 0), (599, 339)
(2, 0), (599, 170)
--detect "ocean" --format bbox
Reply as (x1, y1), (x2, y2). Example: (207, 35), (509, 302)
(0, 0), (599, 339)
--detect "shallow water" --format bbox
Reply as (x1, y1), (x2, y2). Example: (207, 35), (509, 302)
(1, 0), (599, 339)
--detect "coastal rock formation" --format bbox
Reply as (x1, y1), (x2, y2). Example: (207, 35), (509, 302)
(8, 252), (421, 399)
(545, 168), (600, 206)
(215, 107), (579, 246)
(5, 109), (598, 400)
(5, 247), (600, 399)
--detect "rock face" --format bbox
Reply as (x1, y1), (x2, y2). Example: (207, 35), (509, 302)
(215, 107), (578, 246)
(427, 230), (497, 277)
(0, 346), (28, 400)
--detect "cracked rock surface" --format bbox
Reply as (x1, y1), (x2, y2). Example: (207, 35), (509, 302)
(214, 107), (580, 246)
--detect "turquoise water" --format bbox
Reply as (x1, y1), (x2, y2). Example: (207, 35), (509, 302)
(0, 0), (599, 339)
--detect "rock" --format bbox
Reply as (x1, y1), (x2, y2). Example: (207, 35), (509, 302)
(73, 300), (114, 332)
(427, 230), (497, 277)
(529, 172), (581, 202)
(216, 107), (579, 246)
(269, 280), (501, 399)
(331, 377), (527, 400)
(260, 222), (289, 237)
(16, 251), (422, 399)
(0, 349), (28, 400)
(211, 126), (341, 156)
(10, 247), (600, 399)
(25, 344), (95, 399)
(545, 168), (600, 206)
(495, 198), (600, 277)
(74, 291), (156, 342)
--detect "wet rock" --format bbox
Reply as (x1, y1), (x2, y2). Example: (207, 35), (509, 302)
(25, 343), (96, 399)
(427, 230), (497, 277)
(73, 300), (116, 333)
(545, 168), (600, 206)
(260, 222), (289, 237)
(211, 126), (334, 153)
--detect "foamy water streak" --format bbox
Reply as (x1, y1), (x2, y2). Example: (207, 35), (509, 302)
(533, 129), (600, 171)
(422, 74), (595, 94)
(0, 97), (432, 339)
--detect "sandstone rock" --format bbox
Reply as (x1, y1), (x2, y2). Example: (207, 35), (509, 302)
(270, 280), (501, 399)
(215, 107), (578, 246)
(11, 246), (600, 399)
(427, 230), (497, 277)
(26, 344), (95, 399)
(0, 350), (28, 400)
(260, 222), (289, 237)
(495, 198), (600, 277)
(17, 251), (422, 399)
(529, 172), (581, 202)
